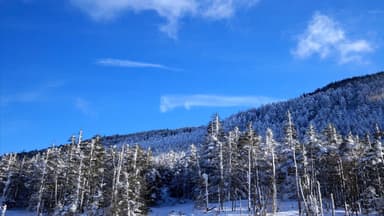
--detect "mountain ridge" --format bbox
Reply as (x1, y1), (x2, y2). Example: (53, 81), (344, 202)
(97, 71), (384, 154)
(3, 71), (382, 155)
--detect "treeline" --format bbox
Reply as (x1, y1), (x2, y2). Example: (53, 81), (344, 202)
(157, 112), (384, 215)
(0, 132), (155, 215)
(0, 112), (383, 215)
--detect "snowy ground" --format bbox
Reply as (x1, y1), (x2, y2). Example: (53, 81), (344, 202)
(149, 200), (369, 216)
(5, 200), (377, 216)
(5, 209), (35, 216)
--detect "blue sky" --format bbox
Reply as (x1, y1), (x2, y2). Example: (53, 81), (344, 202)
(1, 0), (383, 154)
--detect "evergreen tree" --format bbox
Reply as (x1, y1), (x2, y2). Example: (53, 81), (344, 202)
(266, 128), (277, 215)
(42, 146), (66, 213)
(238, 122), (260, 212)
(199, 114), (225, 205)
(284, 111), (303, 214)
(84, 136), (107, 215)
(225, 127), (241, 210)
(0, 153), (18, 207)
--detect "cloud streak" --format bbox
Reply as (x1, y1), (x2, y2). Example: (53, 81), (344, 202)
(160, 94), (279, 112)
(292, 12), (373, 64)
(70, 0), (259, 39)
(97, 58), (176, 70)
(0, 81), (64, 107)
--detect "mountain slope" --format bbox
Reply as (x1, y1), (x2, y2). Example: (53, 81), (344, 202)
(100, 71), (384, 153)
(225, 71), (384, 138)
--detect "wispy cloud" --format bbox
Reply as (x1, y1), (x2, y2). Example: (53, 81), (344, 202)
(0, 81), (64, 107)
(74, 97), (96, 117)
(160, 94), (279, 112)
(70, 0), (259, 39)
(97, 58), (177, 71)
(368, 10), (384, 15)
(292, 12), (374, 64)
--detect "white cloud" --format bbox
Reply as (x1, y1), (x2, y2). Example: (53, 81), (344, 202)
(202, 0), (258, 19)
(292, 12), (373, 64)
(74, 97), (96, 116)
(160, 94), (279, 112)
(0, 81), (64, 106)
(70, 0), (259, 39)
(97, 58), (176, 70)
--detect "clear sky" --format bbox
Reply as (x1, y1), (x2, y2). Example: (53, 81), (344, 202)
(1, 0), (383, 154)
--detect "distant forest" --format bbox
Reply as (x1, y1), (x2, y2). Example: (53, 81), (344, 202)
(1, 112), (383, 215)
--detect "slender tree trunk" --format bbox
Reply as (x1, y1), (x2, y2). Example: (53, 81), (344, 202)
(219, 140), (224, 211)
(338, 159), (349, 216)
(112, 145), (124, 212)
(54, 175), (58, 207)
(271, 145), (277, 215)
(331, 193), (335, 216)
(299, 179), (309, 215)
(1, 154), (16, 198)
(125, 172), (131, 216)
(79, 178), (87, 212)
(86, 139), (95, 208)
(72, 155), (83, 213)
(13, 157), (25, 203)
(36, 149), (50, 215)
(202, 173), (209, 212)
(292, 147), (302, 215)
(256, 166), (262, 213)
(218, 186), (221, 212)
(317, 181), (324, 216)
(228, 137), (232, 209)
(248, 146), (252, 212)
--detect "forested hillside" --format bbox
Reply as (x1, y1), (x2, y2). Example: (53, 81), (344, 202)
(1, 112), (383, 215)
(0, 72), (383, 215)
(225, 71), (384, 139)
(99, 71), (384, 154)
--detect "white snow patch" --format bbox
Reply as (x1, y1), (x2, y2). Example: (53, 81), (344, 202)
(150, 200), (368, 216)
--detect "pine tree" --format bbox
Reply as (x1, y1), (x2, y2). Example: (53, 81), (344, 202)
(56, 131), (85, 215)
(110, 144), (125, 215)
(84, 136), (107, 215)
(357, 125), (384, 214)
(266, 128), (277, 215)
(26, 149), (51, 215)
(284, 111), (303, 215)
(303, 124), (324, 196)
(111, 144), (149, 215)
(226, 127), (241, 210)
(238, 122), (257, 212)
(184, 144), (201, 200)
(322, 123), (342, 150)
(42, 146), (66, 213)
(0, 153), (17, 206)
(199, 114), (225, 205)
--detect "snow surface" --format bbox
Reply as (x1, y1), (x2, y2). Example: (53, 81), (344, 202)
(5, 200), (378, 216)
(149, 200), (375, 216)
(5, 209), (35, 216)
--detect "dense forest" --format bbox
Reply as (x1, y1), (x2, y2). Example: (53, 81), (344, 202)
(1, 72), (383, 215)
(1, 111), (383, 215)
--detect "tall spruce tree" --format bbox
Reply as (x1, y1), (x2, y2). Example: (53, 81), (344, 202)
(284, 111), (303, 214)
(199, 114), (225, 206)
